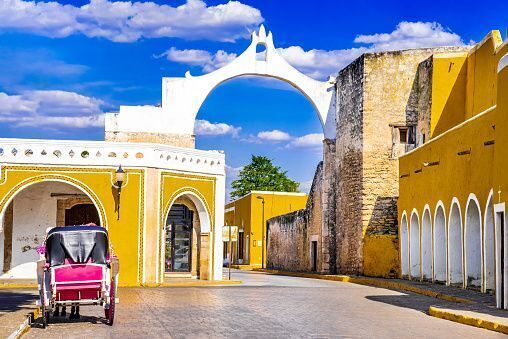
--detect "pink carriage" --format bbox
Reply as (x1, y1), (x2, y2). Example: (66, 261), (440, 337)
(37, 225), (119, 327)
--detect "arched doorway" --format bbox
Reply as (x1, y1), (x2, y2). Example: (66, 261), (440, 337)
(400, 212), (409, 277)
(164, 193), (212, 280)
(410, 211), (420, 279)
(484, 191), (495, 292)
(422, 207), (432, 280)
(165, 204), (193, 273)
(449, 200), (463, 285)
(434, 203), (447, 282)
(0, 181), (101, 279)
(465, 195), (482, 288)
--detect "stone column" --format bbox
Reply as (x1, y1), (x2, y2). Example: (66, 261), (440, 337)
(199, 233), (210, 280)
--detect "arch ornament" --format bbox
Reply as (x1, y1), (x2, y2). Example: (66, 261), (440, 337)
(106, 26), (337, 139)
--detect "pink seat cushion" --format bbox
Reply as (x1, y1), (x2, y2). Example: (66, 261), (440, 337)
(54, 264), (103, 283)
(56, 283), (102, 291)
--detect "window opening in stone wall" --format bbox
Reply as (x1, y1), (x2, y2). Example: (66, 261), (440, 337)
(390, 124), (416, 158)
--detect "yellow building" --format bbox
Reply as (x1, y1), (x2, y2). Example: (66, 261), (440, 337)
(224, 191), (308, 268)
(397, 31), (508, 308)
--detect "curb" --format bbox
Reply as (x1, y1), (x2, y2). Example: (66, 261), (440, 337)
(7, 308), (38, 339)
(255, 269), (475, 304)
(0, 284), (37, 290)
(159, 280), (242, 287)
(429, 306), (508, 335)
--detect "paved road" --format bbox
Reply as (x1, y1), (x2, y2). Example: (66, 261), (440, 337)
(0, 289), (37, 338)
(25, 270), (505, 338)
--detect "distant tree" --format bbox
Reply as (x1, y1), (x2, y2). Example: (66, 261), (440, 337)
(230, 155), (299, 199)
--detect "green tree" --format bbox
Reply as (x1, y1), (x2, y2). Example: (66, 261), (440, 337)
(230, 155), (299, 199)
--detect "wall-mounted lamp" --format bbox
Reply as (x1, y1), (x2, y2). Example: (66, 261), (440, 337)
(115, 165), (125, 220)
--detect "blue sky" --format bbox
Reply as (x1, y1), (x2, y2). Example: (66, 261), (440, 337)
(0, 0), (506, 199)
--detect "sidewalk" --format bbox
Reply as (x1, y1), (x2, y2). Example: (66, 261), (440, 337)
(256, 269), (508, 334)
(0, 289), (38, 338)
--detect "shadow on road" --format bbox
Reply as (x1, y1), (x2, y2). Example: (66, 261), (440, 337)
(365, 292), (448, 313)
(0, 290), (37, 313)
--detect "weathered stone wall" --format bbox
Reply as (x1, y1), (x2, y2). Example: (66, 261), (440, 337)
(267, 162), (325, 272)
(335, 56), (365, 274)
(322, 139), (337, 273)
(416, 56), (433, 146)
(105, 131), (195, 148)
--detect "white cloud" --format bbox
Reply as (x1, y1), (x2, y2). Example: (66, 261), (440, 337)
(0, 0), (263, 43)
(354, 21), (463, 51)
(278, 21), (464, 80)
(257, 129), (291, 142)
(0, 90), (105, 128)
(278, 46), (368, 80)
(194, 119), (241, 137)
(159, 47), (237, 72)
(287, 133), (324, 148)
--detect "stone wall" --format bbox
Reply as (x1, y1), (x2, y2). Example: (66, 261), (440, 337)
(105, 131), (195, 148)
(335, 56), (365, 274)
(267, 162), (325, 272)
(416, 56), (433, 146)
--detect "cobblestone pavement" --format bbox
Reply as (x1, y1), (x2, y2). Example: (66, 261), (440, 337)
(24, 270), (505, 338)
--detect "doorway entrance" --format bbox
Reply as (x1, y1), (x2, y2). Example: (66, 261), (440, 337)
(311, 240), (318, 272)
(165, 204), (193, 272)
(495, 204), (507, 309)
(65, 204), (100, 226)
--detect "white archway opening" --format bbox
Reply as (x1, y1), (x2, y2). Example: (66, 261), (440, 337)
(449, 200), (463, 285)
(422, 207), (432, 280)
(410, 211), (421, 279)
(465, 195), (482, 288)
(1, 181), (101, 279)
(484, 191), (495, 292)
(433, 203), (447, 282)
(400, 213), (409, 277)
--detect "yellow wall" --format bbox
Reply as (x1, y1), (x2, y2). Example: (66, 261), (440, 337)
(429, 31), (505, 137)
(363, 235), (399, 278)
(0, 165), (144, 286)
(0, 166), (220, 286)
(224, 191), (307, 267)
(430, 54), (467, 137)
(398, 31), (508, 279)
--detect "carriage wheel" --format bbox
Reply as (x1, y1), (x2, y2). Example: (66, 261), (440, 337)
(106, 280), (116, 326)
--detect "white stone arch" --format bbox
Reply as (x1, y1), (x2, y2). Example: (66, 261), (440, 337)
(400, 211), (409, 277)
(433, 201), (447, 282)
(484, 189), (495, 292)
(106, 26), (337, 140)
(464, 193), (483, 288)
(448, 198), (463, 285)
(421, 205), (432, 280)
(409, 209), (421, 279)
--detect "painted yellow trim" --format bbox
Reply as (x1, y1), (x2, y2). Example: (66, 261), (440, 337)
(429, 306), (508, 335)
